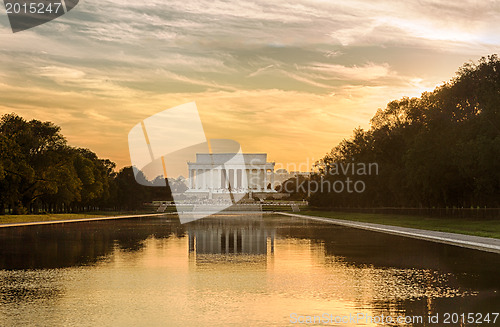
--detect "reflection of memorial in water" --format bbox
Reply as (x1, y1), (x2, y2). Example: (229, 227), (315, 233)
(186, 215), (275, 255)
(0, 214), (499, 326)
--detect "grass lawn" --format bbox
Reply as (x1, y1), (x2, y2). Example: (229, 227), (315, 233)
(0, 211), (155, 225)
(297, 210), (500, 239)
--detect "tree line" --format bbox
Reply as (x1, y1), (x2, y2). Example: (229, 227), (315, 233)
(310, 55), (500, 208)
(0, 114), (173, 214)
(2, 55), (499, 213)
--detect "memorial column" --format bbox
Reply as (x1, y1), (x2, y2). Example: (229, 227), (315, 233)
(263, 169), (267, 191)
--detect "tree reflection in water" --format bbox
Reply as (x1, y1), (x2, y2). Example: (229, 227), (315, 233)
(0, 215), (498, 326)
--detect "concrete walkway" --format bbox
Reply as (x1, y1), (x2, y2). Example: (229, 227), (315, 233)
(278, 212), (500, 254)
(0, 213), (173, 228)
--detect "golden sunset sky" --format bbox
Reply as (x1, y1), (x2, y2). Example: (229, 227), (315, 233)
(1, 0), (499, 172)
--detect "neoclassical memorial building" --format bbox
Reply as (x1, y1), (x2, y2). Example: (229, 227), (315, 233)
(187, 153), (275, 193)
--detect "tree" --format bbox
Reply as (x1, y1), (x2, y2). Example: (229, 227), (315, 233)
(0, 114), (74, 212)
(311, 55), (500, 208)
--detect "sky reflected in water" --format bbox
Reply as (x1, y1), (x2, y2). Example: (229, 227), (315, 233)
(0, 214), (499, 326)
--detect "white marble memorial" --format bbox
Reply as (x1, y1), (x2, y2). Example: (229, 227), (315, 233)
(187, 153), (275, 193)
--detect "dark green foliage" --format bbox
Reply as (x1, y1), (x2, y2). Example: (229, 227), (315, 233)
(311, 55), (500, 208)
(0, 115), (172, 214)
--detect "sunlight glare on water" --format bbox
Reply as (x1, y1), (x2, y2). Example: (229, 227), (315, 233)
(0, 214), (498, 326)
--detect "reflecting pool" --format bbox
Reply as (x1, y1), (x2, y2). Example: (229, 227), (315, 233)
(0, 214), (498, 326)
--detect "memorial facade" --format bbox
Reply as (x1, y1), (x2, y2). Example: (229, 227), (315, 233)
(187, 153), (275, 193)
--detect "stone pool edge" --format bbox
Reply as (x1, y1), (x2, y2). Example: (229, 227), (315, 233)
(277, 212), (500, 254)
(0, 211), (274, 228)
(0, 213), (175, 228)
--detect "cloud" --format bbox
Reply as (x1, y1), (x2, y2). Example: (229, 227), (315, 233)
(281, 71), (333, 89)
(39, 66), (86, 83)
(1, 0), (499, 171)
(305, 62), (391, 80)
(247, 65), (276, 78)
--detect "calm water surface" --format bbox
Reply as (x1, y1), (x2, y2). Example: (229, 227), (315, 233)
(0, 214), (499, 326)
